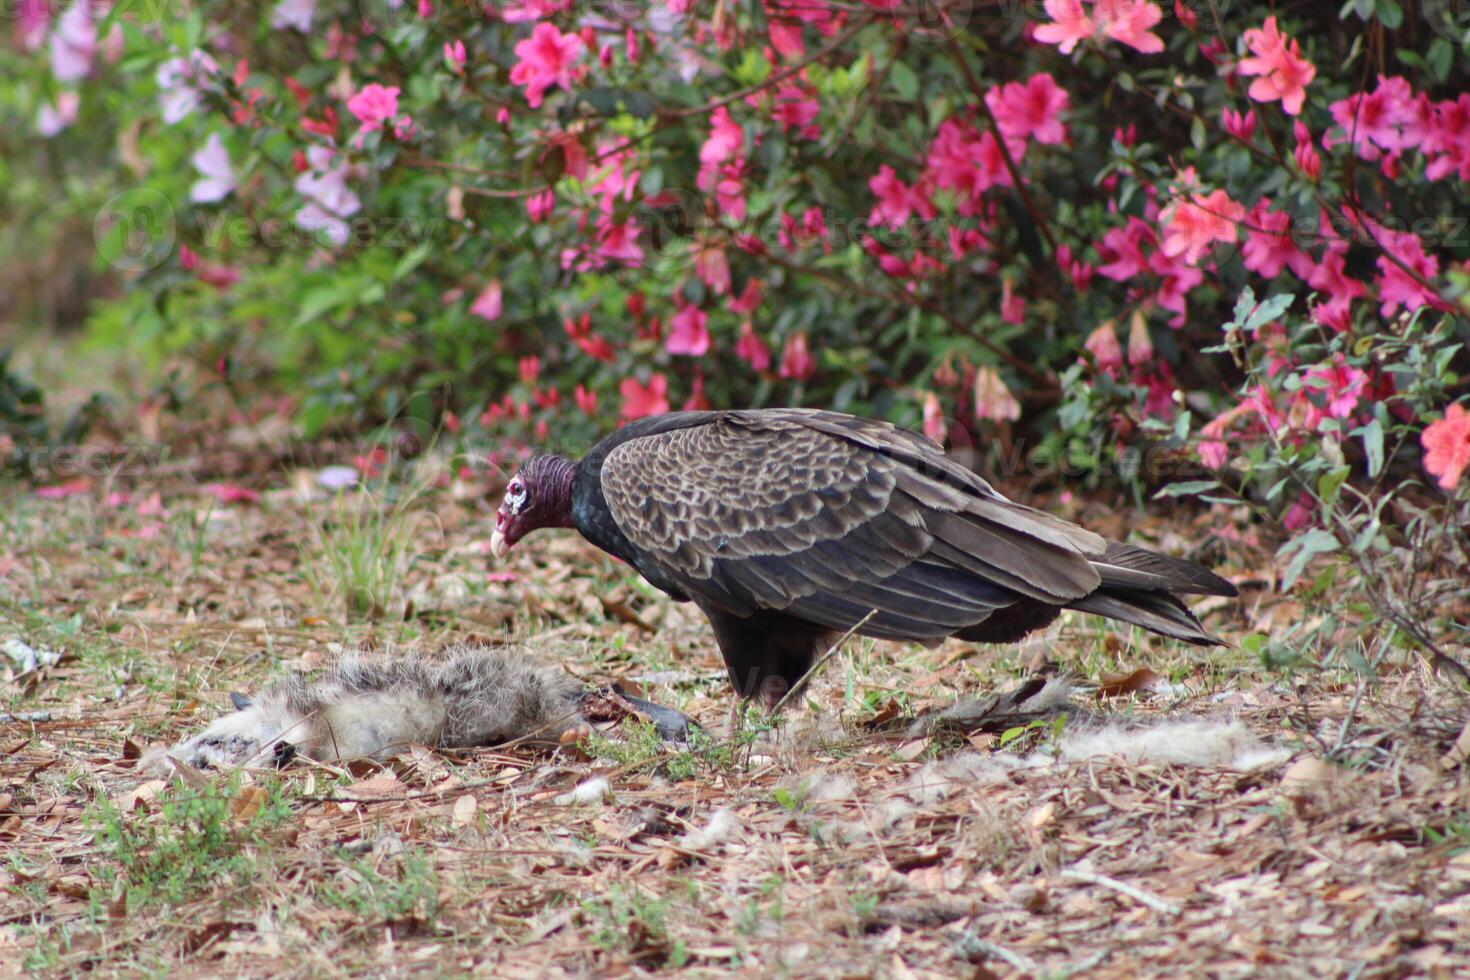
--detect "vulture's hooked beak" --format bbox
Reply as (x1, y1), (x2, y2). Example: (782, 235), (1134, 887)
(490, 509), (511, 559)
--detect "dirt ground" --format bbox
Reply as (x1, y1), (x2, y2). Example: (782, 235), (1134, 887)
(1, 415), (1468, 977)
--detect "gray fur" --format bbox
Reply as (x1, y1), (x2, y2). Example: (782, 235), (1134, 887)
(144, 645), (585, 773)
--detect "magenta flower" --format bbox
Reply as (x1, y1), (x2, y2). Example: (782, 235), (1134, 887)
(509, 23), (581, 108)
(347, 83), (400, 134)
(666, 304), (711, 357)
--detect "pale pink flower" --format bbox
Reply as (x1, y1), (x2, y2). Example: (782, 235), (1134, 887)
(272, 0), (316, 32)
(1422, 403), (1470, 492)
(471, 281), (503, 321)
(1238, 16), (1315, 116)
(973, 367), (1021, 422)
(190, 133), (236, 204)
(1034, 0), (1094, 54)
(49, 2), (96, 82)
(36, 92), (80, 137)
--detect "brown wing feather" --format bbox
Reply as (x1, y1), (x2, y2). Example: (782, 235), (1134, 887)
(598, 411), (1108, 638)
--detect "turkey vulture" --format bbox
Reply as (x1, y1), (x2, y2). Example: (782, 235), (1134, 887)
(491, 409), (1236, 704)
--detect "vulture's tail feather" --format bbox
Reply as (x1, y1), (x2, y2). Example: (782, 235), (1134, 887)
(1091, 541), (1237, 597)
(1066, 588), (1220, 646)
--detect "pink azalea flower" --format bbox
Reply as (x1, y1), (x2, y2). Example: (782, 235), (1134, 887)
(1326, 76), (1428, 161)
(1084, 321), (1123, 375)
(1000, 278), (1026, 324)
(271, 0), (316, 32)
(736, 321), (771, 372)
(34, 478), (91, 500)
(1424, 95), (1470, 182)
(1221, 107), (1256, 142)
(1304, 357), (1368, 420)
(925, 118), (1012, 214)
(620, 374), (670, 419)
(1237, 16), (1315, 116)
(1097, 0), (1165, 54)
(921, 392), (946, 443)
(666, 304), (711, 356)
(346, 82), (400, 137)
(1421, 403), (1470, 492)
(1375, 232), (1440, 318)
(509, 23), (581, 108)
(1306, 253), (1366, 333)
(596, 216), (644, 267)
(156, 50), (219, 125)
(190, 133), (236, 204)
(695, 242), (731, 296)
(1034, 0), (1094, 54)
(985, 73), (1070, 148)
(1159, 184), (1245, 266)
(779, 332), (816, 382)
(1281, 492), (1314, 531)
(471, 281), (503, 321)
(574, 384), (598, 415)
(868, 166), (932, 230)
(526, 189), (555, 223)
(36, 92), (80, 137)
(49, 2), (96, 82)
(518, 356), (540, 384)
(444, 39), (467, 73)
(1240, 200), (1313, 280)
(294, 146), (362, 246)
(729, 279), (764, 315)
(973, 367), (1021, 422)
(1127, 312), (1153, 366)
(1096, 217), (1154, 281)
(700, 107), (744, 167)
(202, 483), (261, 505)
(769, 85), (820, 139)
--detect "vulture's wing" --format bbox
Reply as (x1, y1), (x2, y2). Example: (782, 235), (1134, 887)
(597, 410), (1108, 640)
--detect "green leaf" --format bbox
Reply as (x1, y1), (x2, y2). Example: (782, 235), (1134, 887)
(1358, 418), (1385, 477)
(1376, 0), (1403, 29)
(1153, 480), (1220, 498)
(1317, 465), (1350, 505)
(1279, 529), (1339, 590)
(1244, 293), (1294, 333)
(889, 60), (919, 101)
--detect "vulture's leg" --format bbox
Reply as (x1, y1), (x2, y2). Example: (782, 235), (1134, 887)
(699, 603), (838, 707)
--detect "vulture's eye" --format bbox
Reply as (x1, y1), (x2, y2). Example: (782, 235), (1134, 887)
(506, 480), (529, 513)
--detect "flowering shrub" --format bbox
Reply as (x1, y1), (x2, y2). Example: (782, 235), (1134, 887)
(4, 0), (1468, 509)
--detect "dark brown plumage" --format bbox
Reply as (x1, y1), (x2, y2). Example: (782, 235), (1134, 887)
(491, 409), (1237, 704)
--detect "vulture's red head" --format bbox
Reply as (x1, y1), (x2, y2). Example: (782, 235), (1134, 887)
(490, 454), (576, 558)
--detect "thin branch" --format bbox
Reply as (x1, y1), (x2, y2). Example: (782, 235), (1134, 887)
(770, 608), (878, 715)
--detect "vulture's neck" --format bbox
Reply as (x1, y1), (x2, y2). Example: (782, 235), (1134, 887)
(536, 454), (578, 529)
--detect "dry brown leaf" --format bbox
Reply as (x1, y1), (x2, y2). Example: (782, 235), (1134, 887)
(452, 793), (477, 826)
(1095, 667), (1163, 698)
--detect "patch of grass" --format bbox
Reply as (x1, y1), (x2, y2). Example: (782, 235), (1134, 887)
(300, 470), (439, 621)
(585, 708), (776, 781)
(318, 850), (442, 928)
(85, 778), (290, 910)
(582, 884), (688, 967)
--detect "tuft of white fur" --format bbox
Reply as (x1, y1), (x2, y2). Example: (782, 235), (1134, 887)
(555, 777), (611, 806)
(1042, 719), (1288, 770)
(144, 644), (584, 774)
(681, 808), (739, 850)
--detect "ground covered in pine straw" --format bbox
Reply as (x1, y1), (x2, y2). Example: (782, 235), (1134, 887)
(2, 426), (1469, 977)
